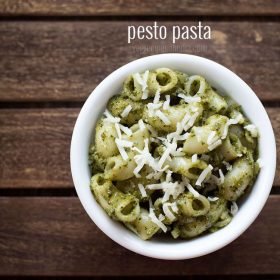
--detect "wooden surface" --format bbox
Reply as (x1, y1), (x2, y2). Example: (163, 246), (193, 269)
(0, 196), (279, 276)
(0, 0), (279, 16)
(0, 21), (279, 102)
(0, 0), (279, 278)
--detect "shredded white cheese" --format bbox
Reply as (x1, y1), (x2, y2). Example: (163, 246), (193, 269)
(158, 143), (176, 169)
(184, 111), (199, 131)
(171, 202), (178, 213)
(147, 181), (184, 203)
(114, 123), (122, 139)
(218, 169), (225, 184)
(146, 124), (158, 137)
(207, 196), (219, 202)
(208, 139), (222, 151)
(116, 144), (128, 161)
(221, 118), (238, 139)
(234, 112), (244, 124)
(207, 131), (218, 145)
(138, 184), (147, 198)
(196, 164), (213, 186)
(186, 183), (200, 197)
(138, 119), (146, 130)
(120, 104), (132, 118)
(149, 207), (167, 232)
(104, 109), (121, 123)
(147, 103), (162, 117)
(178, 93), (201, 103)
(230, 201), (238, 216)
(162, 202), (176, 221)
(153, 89), (161, 104)
(133, 71), (149, 100)
(155, 110), (171, 125)
(163, 95), (170, 110)
(149, 212), (167, 232)
(115, 138), (133, 148)
(119, 124), (132, 136)
(132, 139), (160, 177)
(244, 124), (258, 138)
(176, 132), (190, 141)
(192, 154), (198, 163)
(166, 170), (173, 183)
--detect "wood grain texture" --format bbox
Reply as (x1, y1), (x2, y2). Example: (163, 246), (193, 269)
(0, 21), (279, 102)
(0, 0), (279, 16)
(0, 109), (76, 188)
(0, 107), (279, 188)
(0, 196), (279, 276)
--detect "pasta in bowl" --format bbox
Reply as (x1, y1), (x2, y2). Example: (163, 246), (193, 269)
(70, 54), (276, 259)
(89, 68), (260, 240)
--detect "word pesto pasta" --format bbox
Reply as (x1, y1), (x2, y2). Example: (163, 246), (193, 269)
(89, 68), (261, 240)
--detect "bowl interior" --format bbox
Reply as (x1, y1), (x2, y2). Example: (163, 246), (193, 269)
(70, 54), (276, 260)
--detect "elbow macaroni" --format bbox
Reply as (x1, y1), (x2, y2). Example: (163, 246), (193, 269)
(89, 68), (260, 240)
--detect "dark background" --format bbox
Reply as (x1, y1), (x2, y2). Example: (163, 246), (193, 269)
(0, 0), (279, 278)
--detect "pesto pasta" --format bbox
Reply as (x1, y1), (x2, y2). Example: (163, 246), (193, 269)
(89, 68), (260, 240)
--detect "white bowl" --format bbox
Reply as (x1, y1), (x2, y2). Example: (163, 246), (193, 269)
(70, 54), (276, 260)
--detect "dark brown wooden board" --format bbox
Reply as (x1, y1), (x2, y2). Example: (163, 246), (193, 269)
(0, 0), (279, 16)
(0, 107), (279, 189)
(0, 21), (279, 102)
(0, 196), (279, 276)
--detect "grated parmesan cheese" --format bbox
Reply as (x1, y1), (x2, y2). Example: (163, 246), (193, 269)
(163, 95), (170, 110)
(148, 204), (167, 232)
(138, 119), (146, 130)
(155, 110), (171, 125)
(116, 144), (128, 161)
(162, 203), (176, 221)
(104, 109), (121, 123)
(207, 131), (218, 145)
(171, 202), (178, 213)
(196, 164), (213, 186)
(138, 184), (147, 198)
(218, 169), (225, 184)
(146, 124), (158, 137)
(133, 71), (149, 100)
(147, 181), (184, 203)
(115, 138), (133, 148)
(178, 93), (201, 103)
(221, 118), (238, 139)
(192, 154), (198, 163)
(158, 144), (175, 169)
(244, 124), (258, 138)
(114, 123), (122, 139)
(119, 124), (132, 136)
(230, 201), (238, 216)
(207, 196), (219, 202)
(132, 139), (162, 177)
(120, 104), (132, 118)
(153, 89), (161, 104)
(177, 132), (190, 141)
(208, 139), (222, 151)
(166, 170), (173, 183)
(186, 183), (200, 198)
(184, 112), (199, 131)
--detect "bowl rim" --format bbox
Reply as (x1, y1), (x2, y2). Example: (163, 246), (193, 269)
(70, 53), (276, 260)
